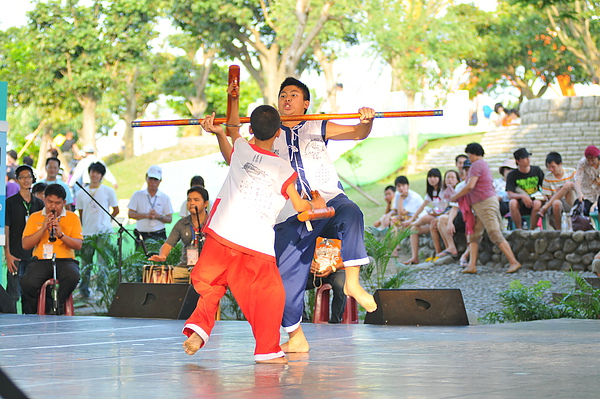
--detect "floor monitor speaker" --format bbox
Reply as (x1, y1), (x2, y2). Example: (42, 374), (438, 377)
(364, 289), (469, 326)
(108, 283), (199, 320)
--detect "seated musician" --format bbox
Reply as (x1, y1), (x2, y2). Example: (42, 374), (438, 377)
(20, 184), (83, 314)
(148, 186), (209, 283)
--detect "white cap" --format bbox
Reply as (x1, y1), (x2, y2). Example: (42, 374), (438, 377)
(147, 165), (162, 180)
(83, 145), (95, 153)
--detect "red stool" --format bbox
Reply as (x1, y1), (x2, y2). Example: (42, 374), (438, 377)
(37, 279), (75, 316)
(313, 283), (358, 324)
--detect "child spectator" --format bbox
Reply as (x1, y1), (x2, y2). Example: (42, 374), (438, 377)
(182, 102), (326, 364)
(392, 176), (424, 223)
(538, 152), (577, 229)
(430, 169), (460, 258)
(373, 185), (396, 228)
(401, 168), (444, 265)
(494, 159), (516, 217)
(574, 145), (600, 216)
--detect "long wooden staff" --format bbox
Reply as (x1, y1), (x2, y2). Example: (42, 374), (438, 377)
(226, 65), (240, 127)
(131, 109), (443, 128)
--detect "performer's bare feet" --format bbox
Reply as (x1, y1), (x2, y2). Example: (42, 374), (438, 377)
(280, 325), (310, 353)
(256, 356), (288, 364)
(183, 332), (204, 355)
(343, 266), (377, 312)
(507, 263), (522, 273)
(344, 281), (377, 312)
(461, 267), (477, 274)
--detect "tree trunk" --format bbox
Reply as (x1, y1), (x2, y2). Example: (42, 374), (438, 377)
(123, 67), (139, 160)
(314, 43), (339, 113)
(78, 94), (98, 149)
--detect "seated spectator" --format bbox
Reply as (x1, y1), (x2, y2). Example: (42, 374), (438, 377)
(430, 169), (460, 257)
(305, 249), (346, 323)
(574, 145), (600, 216)
(503, 108), (520, 126)
(401, 168), (444, 265)
(538, 152), (577, 229)
(592, 251), (600, 278)
(179, 175), (206, 218)
(436, 161), (471, 260)
(20, 184), (83, 314)
(507, 148), (545, 230)
(455, 154), (468, 171)
(392, 176), (424, 223)
(494, 159), (516, 217)
(148, 186), (209, 283)
(490, 103), (507, 127)
(373, 185), (396, 228)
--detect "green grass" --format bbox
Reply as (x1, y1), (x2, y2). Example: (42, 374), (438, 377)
(110, 141), (219, 200)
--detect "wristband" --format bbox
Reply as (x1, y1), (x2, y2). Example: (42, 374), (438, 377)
(223, 123), (243, 127)
(331, 266), (336, 273)
(58, 233), (64, 239)
(308, 201), (315, 211)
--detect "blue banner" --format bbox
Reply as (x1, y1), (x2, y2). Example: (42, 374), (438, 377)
(0, 81), (7, 247)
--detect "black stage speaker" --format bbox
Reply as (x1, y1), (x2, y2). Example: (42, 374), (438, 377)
(108, 283), (199, 320)
(364, 289), (469, 326)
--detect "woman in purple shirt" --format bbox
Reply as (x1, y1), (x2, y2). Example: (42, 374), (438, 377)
(451, 143), (521, 274)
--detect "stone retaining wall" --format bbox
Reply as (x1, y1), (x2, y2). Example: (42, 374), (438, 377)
(412, 230), (600, 272)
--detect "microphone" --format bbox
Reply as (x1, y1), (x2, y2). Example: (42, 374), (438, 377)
(48, 210), (57, 242)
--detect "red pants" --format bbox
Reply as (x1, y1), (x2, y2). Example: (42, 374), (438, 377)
(183, 235), (285, 361)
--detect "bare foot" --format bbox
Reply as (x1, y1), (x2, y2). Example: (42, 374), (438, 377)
(281, 326), (310, 353)
(256, 356), (288, 364)
(507, 263), (522, 273)
(461, 267), (477, 274)
(183, 332), (204, 355)
(344, 282), (377, 312)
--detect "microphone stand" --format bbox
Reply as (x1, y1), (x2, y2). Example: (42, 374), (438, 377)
(194, 206), (203, 260)
(75, 181), (147, 283)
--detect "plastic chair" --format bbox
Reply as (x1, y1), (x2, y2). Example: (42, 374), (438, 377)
(37, 279), (74, 316)
(313, 283), (358, 324)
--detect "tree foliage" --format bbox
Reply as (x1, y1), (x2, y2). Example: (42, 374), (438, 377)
(463, 1), (585, 101)
(168, 0), (358, 104)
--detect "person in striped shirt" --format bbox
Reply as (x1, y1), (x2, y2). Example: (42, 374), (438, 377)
(538, 152), (578, 229)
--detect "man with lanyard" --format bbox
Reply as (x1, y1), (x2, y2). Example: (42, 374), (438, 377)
(4, 165), (44, 313)
(20, 184), (83, 314)
(148, 186), (209, 283)
(127, 165), (173, 245)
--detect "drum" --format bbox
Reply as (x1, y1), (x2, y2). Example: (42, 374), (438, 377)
(142, 265), (174, 284)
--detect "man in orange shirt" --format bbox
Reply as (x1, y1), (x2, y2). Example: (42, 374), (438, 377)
(20, 184), (83, 314)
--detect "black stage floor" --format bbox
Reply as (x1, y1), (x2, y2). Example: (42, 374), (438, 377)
(1, 315), (599, 398)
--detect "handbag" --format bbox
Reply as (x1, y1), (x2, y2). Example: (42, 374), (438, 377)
(571, 203), (594, 231)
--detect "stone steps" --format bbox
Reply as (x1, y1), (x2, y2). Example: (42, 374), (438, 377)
(415, 110), (600, 174)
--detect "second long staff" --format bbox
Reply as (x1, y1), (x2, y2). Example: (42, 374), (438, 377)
(131, 110), (443, 128)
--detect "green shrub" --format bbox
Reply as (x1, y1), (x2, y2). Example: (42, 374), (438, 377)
(480, 273), (600, 324)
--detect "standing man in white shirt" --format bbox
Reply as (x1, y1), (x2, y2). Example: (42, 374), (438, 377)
(75, 162), (119, 298)
(127, 165), (173, 246)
